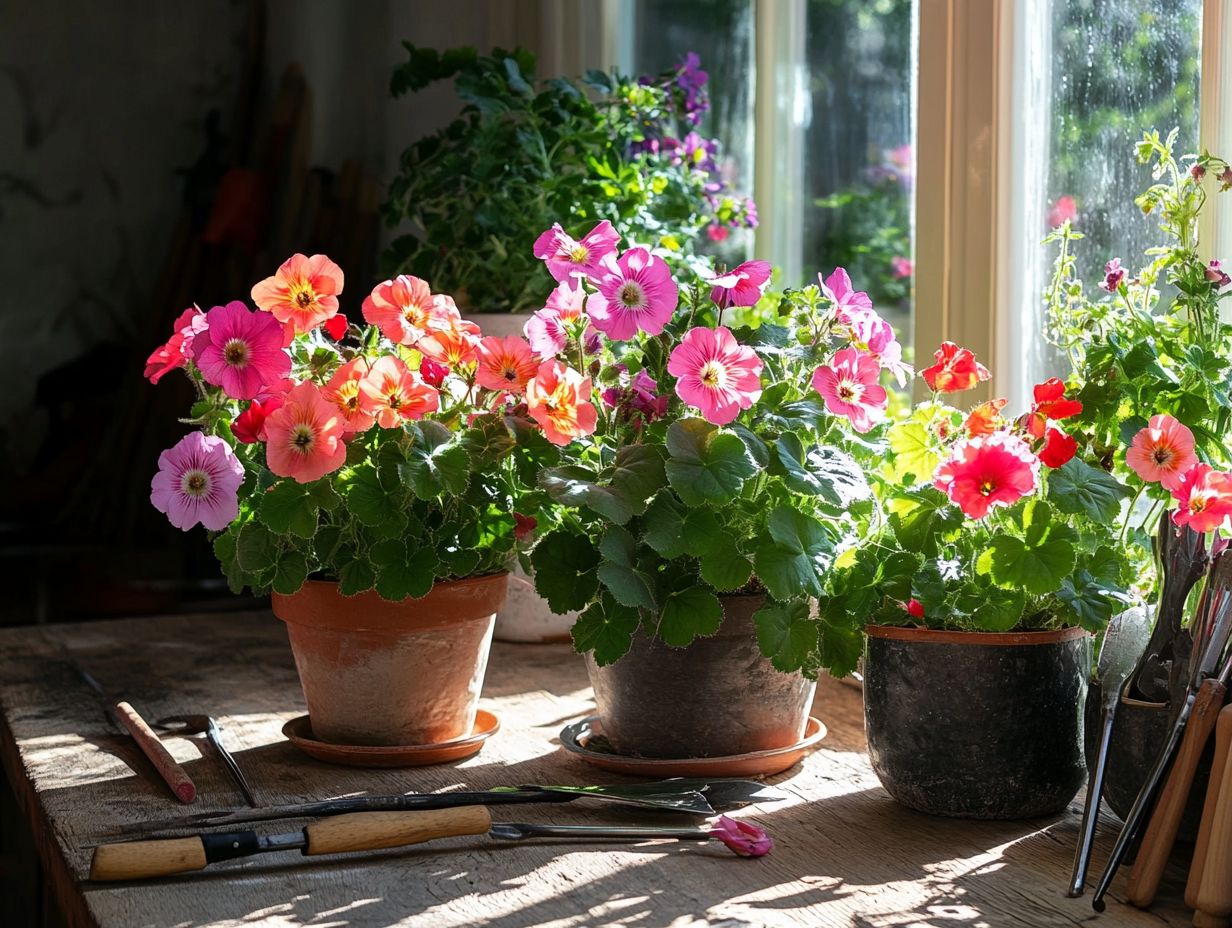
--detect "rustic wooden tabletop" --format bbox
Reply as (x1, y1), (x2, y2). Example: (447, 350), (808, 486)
(0, 611), (1197, 928)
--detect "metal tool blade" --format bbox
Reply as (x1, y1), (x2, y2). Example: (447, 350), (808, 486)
(488, 822), (711, 843)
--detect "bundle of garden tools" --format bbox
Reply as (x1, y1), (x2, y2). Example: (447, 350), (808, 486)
(91, 778), (784, 881)
(1069, 519), (1232, 924)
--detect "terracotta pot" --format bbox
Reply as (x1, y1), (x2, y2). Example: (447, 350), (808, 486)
(272, 573), (507, 746)
(864, 624), (1091, 819)
(494, 565), (577, 643)
(584, 593), (816, 758)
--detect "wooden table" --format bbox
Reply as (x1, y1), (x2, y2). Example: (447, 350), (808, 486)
(0, 612), (1197, 928)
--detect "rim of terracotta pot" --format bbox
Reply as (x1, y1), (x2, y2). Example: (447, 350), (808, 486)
(865, 624), (1089, 646)
(273, 572), (508, 632)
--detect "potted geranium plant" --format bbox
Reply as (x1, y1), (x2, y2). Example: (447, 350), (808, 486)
(806, 342), (1134, 819)
(144, 255), (557, 748)
(518, 221), (904, 760)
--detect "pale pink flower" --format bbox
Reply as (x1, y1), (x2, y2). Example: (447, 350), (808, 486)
(667, 326), (763, 426)
(263, 381), (348, 483)
(192, 301), (290, 400)
(1126, 414), (1198, 492)
(819, 267), (874, 322)
(890, 256), (913, 279)
(811, 347), (888, 433)
(361, 275), (455, 346)
(587, 248), (679, 340)
(708, 260), (772, 309)
(524, 279), (586, 359)
(847, 308), (912, 387)
(1046, 195), (1079, 229)
(532, 220), (620, 282)
(150, 431), (244, 531)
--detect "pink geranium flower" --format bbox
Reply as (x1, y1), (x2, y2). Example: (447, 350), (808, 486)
(1100, 258), (1126, 293)
(322, 358), (376, 434)
(524, 279), (587, 359)
(668, 326), (763, 426)
(150, 431), (244, 531)
(476, 336), (539, 393)
(361, 275), (454, 346)
(1127, 415), (1198, 492)
(819, 267), (873, 322)
(417, 316), (482, 369)
(811, 347), (888, 433)
(933, 433), (1040, 519)
(890, 256), (914, 279)
(526, 360), (598, 446)
(263, 381), (348, 483)
(708, 260), (772, 309)
(250, 253), (345, 335)
(532, 220), (620, 282)
(1046, 195), (1079, 229)
(1171, 464), (1232, 533)
(708, 816), (773, 858)
(587, 248), (679, 340)
(144, 306), (206, 384)
(847, 308), (912, 386)
(192, 301), (290, 400)
(358, 356), (440, 428)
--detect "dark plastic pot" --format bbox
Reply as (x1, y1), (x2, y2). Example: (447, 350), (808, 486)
(864, 624), (1091, 819)
(584, 593), (815, 758)
(1084, 684), (1212, 842)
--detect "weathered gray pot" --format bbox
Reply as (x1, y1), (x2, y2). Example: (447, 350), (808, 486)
(584, 593), (815, 758)
(865, 624), (1091, 819)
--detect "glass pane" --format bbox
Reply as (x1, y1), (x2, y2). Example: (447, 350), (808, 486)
(804, 0), (916, 342)
(1045, 0), (1202, 284)
(632, 0), (756, 254)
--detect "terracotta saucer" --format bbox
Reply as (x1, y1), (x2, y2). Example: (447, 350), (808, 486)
(558, 715), (826, 778)
(282, 710), (500, 768)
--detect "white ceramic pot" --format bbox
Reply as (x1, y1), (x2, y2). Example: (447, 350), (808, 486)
(494, 565), (577, 643)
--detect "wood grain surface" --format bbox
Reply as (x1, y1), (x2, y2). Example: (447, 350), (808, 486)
(0, 611), (1199, 928)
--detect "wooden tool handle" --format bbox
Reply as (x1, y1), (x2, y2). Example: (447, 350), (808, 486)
(90, 837), (207, 881)
(1189, 706), (1232, 909)
(114, 701), (196, 804)
(305, 806), (492, 856)
(1197, 704), (1232, 922)
(1128, 679), (1226, 908)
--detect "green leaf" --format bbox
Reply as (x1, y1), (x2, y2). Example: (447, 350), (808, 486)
(767, 507), (831, 556)
(656, 587), (723, 647)
(400, 426), (471, 499)
(887, 489), (963, 555)
(700, 536), (753, 591)
(776, 436), (870, 507)
(596, 527), (658, 611)
(664, 418), (757, 506)
(753, 507), (834, 601)
(885, 421), (940, 485)
(970, 584), (1026, 631)
(540, 466), (636, 524)
(641, 492), (688, 558)
(531, 530), (600, 613)
(236, 522), (277, 573)
(817, 616), (863, 678)
(272, 552), (309, 595)
(1048, 458), (1131, 523)
(259, 481), (319, 539)
(307, 480), (341, 511)
(461, 415), (516, 468)
(345, 465), (397, 526)
(608, 444), (667, 517)
(977, 532), (1076, 595)
(337, 559), (376, 596)
(374, 545), (438, 601)
(754, 600), (816, 672)
(571, 596), (640, 666)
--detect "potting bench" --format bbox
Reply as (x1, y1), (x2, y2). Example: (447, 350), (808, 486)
(0, 611), (1197, 927)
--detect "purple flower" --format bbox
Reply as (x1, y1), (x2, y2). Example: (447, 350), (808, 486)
(1219, 166), (1232, 191)
(602, 367), (669, 425)
(1206, 259), (1231, 288)
(1100, 258), (1126, 293)
(709, 816), (773, 858)
(675, 52), (710, 124)
(150, 432), (244, 532)
(678, 132), (718, 174)
(709, 260), (772, 309)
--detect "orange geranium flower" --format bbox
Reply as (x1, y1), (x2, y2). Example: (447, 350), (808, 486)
(263, 381), (347, 483)
(526, 360), (598, 446)
(361, 275), (456, 346)
(475, 336), (538, 393)
(358, 356), (440, 428)
(965, 398), (1008, 437)
(418, 316), (482, 369)
(921, 342), (990, 394)
(251, 254), (345, 335)
(322, 358), (375, 434)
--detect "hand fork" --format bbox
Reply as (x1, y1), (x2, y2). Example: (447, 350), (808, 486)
(156, 715), (257, 807)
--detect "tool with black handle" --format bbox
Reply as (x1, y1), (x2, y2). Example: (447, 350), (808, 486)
(90, 807), (750, 881)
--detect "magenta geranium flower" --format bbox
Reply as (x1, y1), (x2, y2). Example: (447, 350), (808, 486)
(524, 279), (586, 359)
(1100, 258), (1126, 293)
(933, 433), (1040, 520)
(532, 220), (620, 282)
(819, 267), (873, 323)
(709, 816), (772, 858)
(667, 326), (762, 425)
(847, 308), (912, 386)
(709, 260), (772, 309)
(150, 431), (244, 531)
(192, 301), (291, 400)
(811, 347), (888, 433)
(588, 248), (679, 341)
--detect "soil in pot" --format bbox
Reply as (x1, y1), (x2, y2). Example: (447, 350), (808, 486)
(864, 625), (1091, 819)
(584, 592), (816, 758)
(272, 573), (506, 747)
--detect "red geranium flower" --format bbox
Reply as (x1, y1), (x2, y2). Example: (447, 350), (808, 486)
(1025, 378), (1082, 438)
(322, 313), (348, 340)
(921, 342), (990, 394)
(933, 433), (1040, 520)
(1039, 427), (1077, 468)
